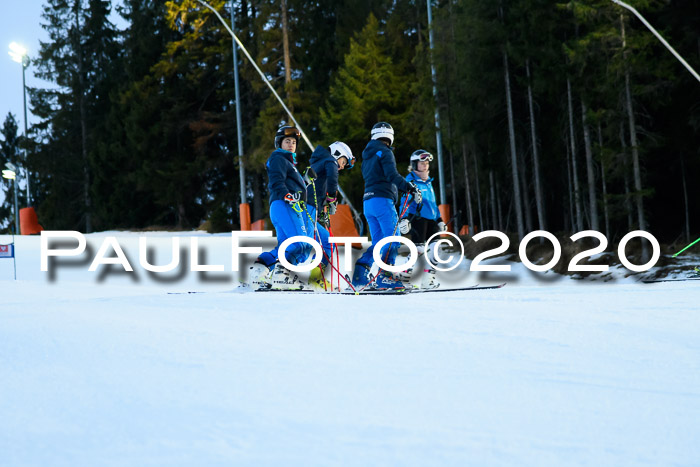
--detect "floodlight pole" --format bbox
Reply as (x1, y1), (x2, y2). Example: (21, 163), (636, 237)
(21, 55), (30, 204)
(426, 0), (446, 205)
(230, 0), (251, 229)
(13, 176), (19, 235)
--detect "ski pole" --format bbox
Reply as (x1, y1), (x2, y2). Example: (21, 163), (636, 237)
(673, 236), (700, 257)
(302, 202), (356, 291)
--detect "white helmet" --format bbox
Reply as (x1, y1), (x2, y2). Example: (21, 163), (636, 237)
(329, 141), (355, 169)
(410, 149), (434, 171)
(370, 122), (394, 146)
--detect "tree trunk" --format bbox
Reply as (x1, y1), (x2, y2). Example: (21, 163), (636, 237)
(450, 149), (458, 232)
(496, 178), (504, 232)
(619, 123), (634, 232)
(680, 154), (690, 242)
(504, 191), (512, 233)
(621, 13), (647, 259)
(74, 1), (91, 233)
(281, 0), (292, 109)
(567, 78), (583, 232)
(581, 100), (598, 231)
(519, 149), (533, 233)
(474, 152), (484, 234)
(252, 172), (264, 223)
(565, 134), (575, 233)
(526, 59), (546, 231)
(503, 50), (524, 239)
(462, 142), (474, 234)
(597, 124), (610, 237)
(489, 170), (497, 231)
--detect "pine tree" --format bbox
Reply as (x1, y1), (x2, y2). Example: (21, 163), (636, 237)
(30, 0), (119, 231)
(320, 13), (414, 206)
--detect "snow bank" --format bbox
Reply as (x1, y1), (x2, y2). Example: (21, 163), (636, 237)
(1, 232), (699, 466)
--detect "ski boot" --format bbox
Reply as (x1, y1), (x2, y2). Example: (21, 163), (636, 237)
(351, 263), (371, 289)
(308, 263), (331, 291)
(418, 268), (440, 290)
(268, 263), (305, 290)
(374, 271), (406, 290)
(248, 260), (274, 290)
(391, 266), (414, 282)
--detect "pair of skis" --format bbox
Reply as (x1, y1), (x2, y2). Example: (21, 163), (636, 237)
(254, 283), (506, 295)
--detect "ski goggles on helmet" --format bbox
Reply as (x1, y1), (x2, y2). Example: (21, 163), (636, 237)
(413, 152), (433, 162)
(280, 127), (301, 138)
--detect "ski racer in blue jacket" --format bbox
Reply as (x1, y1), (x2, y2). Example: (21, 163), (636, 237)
(255, 126), (312, 279)
(351, 122), (422, 290)
(395, 150), (447, 289)
(304, 141), (355, 287)
(398, 150), (447, 244)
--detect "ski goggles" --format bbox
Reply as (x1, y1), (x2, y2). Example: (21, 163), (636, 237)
(415, 152), (433, 162)
(280, 127), (301, 138)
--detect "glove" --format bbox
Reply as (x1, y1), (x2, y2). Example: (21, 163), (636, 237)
(318, 210), (330, 227)
(398, 218), (411, 235)
(326, 195), (337, 215)
(284, 192), (301, 206)
(303, 167), (317, 185)
(437, 221), (447, 232)
(408, 182), (423, 204)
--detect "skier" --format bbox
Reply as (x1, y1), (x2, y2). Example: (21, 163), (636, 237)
(396, 149), (447, 289)
(398, 149), (447, 244)
(304, 141), (355, 289)
(251, 126), (312, 288)
(351, 122), (422, 289)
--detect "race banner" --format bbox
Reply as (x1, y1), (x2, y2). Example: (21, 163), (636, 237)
(0, 244), (14, 258)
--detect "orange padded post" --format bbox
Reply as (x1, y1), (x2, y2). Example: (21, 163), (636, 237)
(329, 204), (359, 237)
(438, 204), (453, 233)
(251, 219), (266, 231)
(20, 207), (43, 235)
(239, 203), (251, 231)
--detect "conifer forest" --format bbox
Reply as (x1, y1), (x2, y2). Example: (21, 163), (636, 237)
(0, 0), (698, 244)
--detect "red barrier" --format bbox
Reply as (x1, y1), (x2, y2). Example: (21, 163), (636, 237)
(20, 207), (43, 235)
(438, 204), (453, 233)
(239, 203), (251, 231)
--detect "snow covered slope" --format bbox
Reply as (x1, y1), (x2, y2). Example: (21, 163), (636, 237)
(1, 232), (699, 466)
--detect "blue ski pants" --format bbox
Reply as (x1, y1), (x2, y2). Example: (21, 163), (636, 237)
(356, 197), (399, 268)
(258, 200), (311, 267)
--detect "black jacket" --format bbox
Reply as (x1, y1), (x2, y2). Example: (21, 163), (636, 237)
(361, 139), (412, 203)
(305, 145), (339, 210)
(266, 149), (307, 204)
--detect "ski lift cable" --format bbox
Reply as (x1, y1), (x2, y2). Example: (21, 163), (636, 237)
(610, 0), (700, 83)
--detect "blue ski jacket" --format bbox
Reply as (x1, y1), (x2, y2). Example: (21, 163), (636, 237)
(306, 145), (339, 210)
(400, 171), (440, 221)
(266, 149), (307, 204)
(361, 139), (412, 203)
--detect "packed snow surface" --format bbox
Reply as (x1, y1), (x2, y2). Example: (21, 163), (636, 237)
(1, 232), (699, 466)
